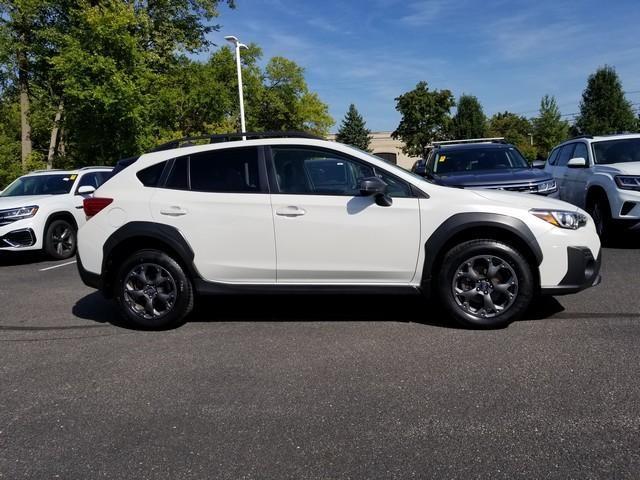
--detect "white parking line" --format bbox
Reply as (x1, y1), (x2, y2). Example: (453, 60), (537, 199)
(39, 260), (77, 272)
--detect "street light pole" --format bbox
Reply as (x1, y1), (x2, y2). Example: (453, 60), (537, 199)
(225, 35), (248, 140)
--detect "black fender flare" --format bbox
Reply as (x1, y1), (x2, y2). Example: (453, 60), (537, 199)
(421, 212), (543, 287)
(102, 221), (198, 282)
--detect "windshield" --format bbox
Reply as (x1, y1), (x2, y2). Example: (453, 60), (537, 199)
(592, 138), (640, 165)
(434, 147), (529, 174)
(0, 174), (76, 197)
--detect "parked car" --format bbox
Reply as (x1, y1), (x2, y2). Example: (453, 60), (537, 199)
(77, 132), (601, 330)
(544, 134), (640, 240)
(410, 158), (428, 176)
(421, 139), (558, 196)
(0, 167), (112, 259)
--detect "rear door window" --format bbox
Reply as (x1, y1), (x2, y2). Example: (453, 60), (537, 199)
(189, 147), (261, 193)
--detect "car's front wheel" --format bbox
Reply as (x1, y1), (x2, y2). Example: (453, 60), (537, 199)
(437, 239), (535, 328)
(44, 219), (77, 260)
(114, 249), (194, 329)
(588, 195), (612, 242)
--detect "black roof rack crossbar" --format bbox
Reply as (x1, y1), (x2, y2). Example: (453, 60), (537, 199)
(149, 131), (323, 152)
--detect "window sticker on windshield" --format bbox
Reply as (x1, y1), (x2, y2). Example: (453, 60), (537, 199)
(439, 155), (446, 162)
(69, 174), (77, 180)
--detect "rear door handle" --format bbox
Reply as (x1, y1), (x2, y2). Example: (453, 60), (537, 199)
(276, 206), (306, 217)
(160, 206), (188, 217)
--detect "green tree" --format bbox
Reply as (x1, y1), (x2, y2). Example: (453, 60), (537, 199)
(392, 81), (455, 157)
(0, 0), (236, 171)
(451, 94), (486, 139)
(249, 56), (333, 136)
(575, 65), (636, 135)
(335, 104), (371, 151)
(533, 95), (569, 159)
(487, 111), (536, 160)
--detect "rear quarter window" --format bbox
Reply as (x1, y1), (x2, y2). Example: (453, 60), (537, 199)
(136, 161), (167, 187)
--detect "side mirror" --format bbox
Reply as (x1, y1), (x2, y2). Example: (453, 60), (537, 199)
(77, 185), (96, 195)
(567, 157), (587, 168)
(532, 160), (545, 169)
(359, 177), (392, 207)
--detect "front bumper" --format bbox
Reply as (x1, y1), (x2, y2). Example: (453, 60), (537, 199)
(540, 246), (602, 295)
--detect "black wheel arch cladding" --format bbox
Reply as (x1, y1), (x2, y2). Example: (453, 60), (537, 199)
(422, 212), (543, 285)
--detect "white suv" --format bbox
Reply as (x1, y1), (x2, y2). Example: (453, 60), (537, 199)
(0, 167), (112, 259)
(77, 133), (601, 329)
(544, 134), (640, 240)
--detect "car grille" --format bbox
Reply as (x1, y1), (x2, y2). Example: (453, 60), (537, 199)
(475, 180), (555, 195)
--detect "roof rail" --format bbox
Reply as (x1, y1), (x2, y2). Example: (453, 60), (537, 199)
(78, 165), (113, 170)
(29, 169), (64, 174)
(150, 131), (324, 153)
(569, 135), (593, 140)
(432, 137), (506, 147)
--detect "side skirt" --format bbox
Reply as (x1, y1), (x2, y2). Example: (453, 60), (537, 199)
(193, 279), (423, 296)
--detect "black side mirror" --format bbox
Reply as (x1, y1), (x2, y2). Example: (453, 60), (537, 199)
(359, 176), (392, 207)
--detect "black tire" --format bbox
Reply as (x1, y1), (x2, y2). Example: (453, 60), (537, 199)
(436, 239), (535, 329)
(588, 195), (613, 244)
(44, 219), (77, 260)
(114, 249), (194, 329)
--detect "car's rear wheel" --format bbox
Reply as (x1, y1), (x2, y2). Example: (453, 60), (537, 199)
(114, 249), (193, 329)
(437, 239), (535, 328)
(44, 219), (77, 260)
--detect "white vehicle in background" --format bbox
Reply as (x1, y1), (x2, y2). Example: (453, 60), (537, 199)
(0, 167), (112, 259)
(77, 132), (602, 330)
(544, 134), (640, 240)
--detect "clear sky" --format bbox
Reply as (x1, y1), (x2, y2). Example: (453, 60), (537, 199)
(206, 0), (640, 132)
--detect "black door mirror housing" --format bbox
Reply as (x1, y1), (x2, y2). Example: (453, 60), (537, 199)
(359, 176), (387, 195)
(359, 176), (392, 207)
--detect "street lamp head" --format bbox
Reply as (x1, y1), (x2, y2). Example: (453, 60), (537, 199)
(238, 43), (248, 50)
(224, 35), (238, 44)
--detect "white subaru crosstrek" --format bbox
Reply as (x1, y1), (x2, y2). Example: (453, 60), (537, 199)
(77, 133), (602, 329)
(544, 133), (640, 240)
(0, 167), (112, 259)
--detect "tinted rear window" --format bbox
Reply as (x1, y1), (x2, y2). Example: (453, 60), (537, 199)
(136, 161), (167, 187)
(189, 147), (260, 193)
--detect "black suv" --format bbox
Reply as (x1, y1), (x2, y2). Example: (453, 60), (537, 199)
(416, 139), (558, 196)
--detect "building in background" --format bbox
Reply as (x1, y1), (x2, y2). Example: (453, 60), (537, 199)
(328, 131), (419, 170)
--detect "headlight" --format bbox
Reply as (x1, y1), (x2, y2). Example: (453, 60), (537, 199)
(536, 180), (557, 194)
(615, 175), (640, 191)
(530, 209), (587, 229)
(0, 205), (39, 223)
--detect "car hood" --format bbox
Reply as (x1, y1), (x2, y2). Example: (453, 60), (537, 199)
(472, 188), (578, 211)
(0, 195), (52, 209)
(435, 168), (552, 187)
(595, 162), (640, 175)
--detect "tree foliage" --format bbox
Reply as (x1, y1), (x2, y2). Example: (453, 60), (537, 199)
(487, 111), (536, 160)
(392, 81), (455, 157)
(450, 94), (486, 139)
(0, 0), (333, 186)
(335, 104), (371, 151)
(533, 95), (568, 159)
(575, 65), (636, 136)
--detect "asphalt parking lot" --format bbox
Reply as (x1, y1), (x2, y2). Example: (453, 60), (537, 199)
(1, 238), (639, 479)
